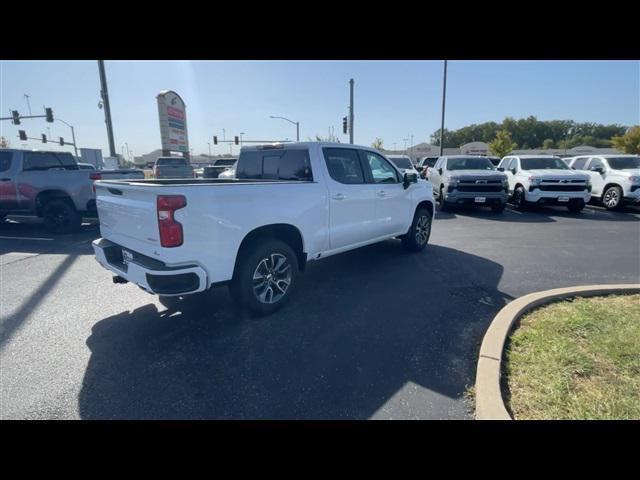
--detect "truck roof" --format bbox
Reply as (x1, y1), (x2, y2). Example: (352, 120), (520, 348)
(239, 141), (383, 153)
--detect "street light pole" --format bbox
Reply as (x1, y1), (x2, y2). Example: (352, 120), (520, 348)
(208, 142), (212, 162)
(439, 60), (448, 157)
(56, 118), (78, 157)
(269, 116), (300, 141)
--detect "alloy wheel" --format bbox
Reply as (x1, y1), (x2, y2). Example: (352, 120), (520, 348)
(252, 253), (292, 304)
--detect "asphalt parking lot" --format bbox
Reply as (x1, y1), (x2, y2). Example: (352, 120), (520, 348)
(1, 204), (639, 420)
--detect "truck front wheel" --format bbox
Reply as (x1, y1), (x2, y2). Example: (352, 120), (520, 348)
(402, 207), (432, 252)
(512, 186), (528, 211)
(230, 239), (299, 317)
(42, 199), (81, 234)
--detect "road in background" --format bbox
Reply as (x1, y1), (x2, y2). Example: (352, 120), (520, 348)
(1, 205), (639, 419)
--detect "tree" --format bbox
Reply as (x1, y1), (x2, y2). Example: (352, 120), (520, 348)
(542, 139), (555, 149)
(611, 126), (640, 154)
(489, 130), (517, 158)
(371, 138), (384, 150)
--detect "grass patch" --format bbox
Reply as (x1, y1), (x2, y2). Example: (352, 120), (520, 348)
(504, 294), (640, 420)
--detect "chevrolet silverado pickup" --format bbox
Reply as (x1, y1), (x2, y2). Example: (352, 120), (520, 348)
(92, 142), (435, 316)
(429, 155), (508, 212)
(0, 148), (99, 233)
(567, 154), (640, 210)
(153, 156), (195, 179)
(498, 155), (591, 213)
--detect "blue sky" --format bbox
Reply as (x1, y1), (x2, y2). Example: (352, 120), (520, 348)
(1, 60), (638, 157)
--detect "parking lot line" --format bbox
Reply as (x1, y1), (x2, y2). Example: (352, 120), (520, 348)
(0, 236), (54, 241)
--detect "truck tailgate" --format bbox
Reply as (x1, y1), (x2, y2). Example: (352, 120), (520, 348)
(95, 182), (161, 253)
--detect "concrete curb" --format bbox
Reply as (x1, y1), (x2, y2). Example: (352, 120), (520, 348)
(474, 284), (640, 420)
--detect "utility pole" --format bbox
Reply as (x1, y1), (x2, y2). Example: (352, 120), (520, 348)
(349, 78), (354, 144)
(98, 60), (116, 158)
(439, 60), (448, 156)
(410, 134), (414, 160)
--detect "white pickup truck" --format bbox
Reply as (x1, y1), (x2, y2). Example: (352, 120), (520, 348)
(497, 155), (591, 213)
(567, 154), (640, 210)
(92, 142), (435, 316)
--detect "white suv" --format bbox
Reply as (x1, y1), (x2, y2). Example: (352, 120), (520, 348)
(497, 155), (591, 213)
(567, 155), (640, 210)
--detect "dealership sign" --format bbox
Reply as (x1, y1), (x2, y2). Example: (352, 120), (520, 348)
(157, 90), (189, 154)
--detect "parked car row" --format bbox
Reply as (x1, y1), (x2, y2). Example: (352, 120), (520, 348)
(414, 153), (639, 213)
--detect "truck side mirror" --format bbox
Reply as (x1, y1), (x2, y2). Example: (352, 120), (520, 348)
(497, 167), (505, 172)
(438, 168), (443, 175)
(403, 172), (418, 189)
(510, 168), (517, 175)
(591, 166), (605, 174)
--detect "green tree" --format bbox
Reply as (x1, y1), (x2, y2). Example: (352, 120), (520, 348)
(611, 126), (640, 154)
(542, 139), (555, 149)
(371, 138), (384, 150)
(489, 130), (517, 158)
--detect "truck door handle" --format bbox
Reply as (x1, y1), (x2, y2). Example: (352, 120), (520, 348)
(332, 193), (345, 200)
(377, 190), (387, 197)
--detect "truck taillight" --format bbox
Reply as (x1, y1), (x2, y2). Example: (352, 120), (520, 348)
(157, 195), (187, 247)
(90, 172), (102, 193)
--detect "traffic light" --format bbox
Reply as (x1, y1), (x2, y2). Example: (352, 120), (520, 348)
(12, 111), (20, 125)
(59, 137), (64, 146)
(42, 134), (47, 143)
(234, 136), (239, 145)
(342, 116), (348, 134)
(18, 130), (27, 141)
(213, 136), (218, 145)
(45, 108), (54, 123)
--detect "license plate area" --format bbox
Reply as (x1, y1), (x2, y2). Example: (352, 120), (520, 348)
(558, 196), (570, 202)
(474, 197), (486, 203)
(122, 249), (134, 265)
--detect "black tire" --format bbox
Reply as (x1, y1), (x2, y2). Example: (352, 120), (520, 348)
(567, 199), (585, 213)
(402, 207), (432, 252)
(42, 199), (81, 234)
(602, 186), (623, 211)
(229, 239), (298, 317)
(438, 186), (449, 212)
(159, 295), (184, 310)
(512, 186), (528, 211)
(491, 203), (506, 213)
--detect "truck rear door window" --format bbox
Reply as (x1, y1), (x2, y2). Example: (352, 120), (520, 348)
(323, 148), (365, 184)
(236, 149), (312, 181)
(0, 151), (12, 172)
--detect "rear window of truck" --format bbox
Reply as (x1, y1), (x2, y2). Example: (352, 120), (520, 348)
(23, 152), (78, 171)
(236, 149), (313, 181)
(156, 158), (188, 166)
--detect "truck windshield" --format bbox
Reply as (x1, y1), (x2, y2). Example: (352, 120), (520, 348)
(157, 158), (187, 165)
(447, 157), (494, 171)
(520, 157), (568, 170)
(388, 157), (413, 169)
(607, 157), (640, 169)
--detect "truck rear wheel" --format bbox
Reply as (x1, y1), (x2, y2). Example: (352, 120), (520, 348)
(42, 199), (81, 234)
(230, 239), (298, 317)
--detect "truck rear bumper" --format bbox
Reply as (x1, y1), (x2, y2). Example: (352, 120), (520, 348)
(92, 238), (208, 296)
